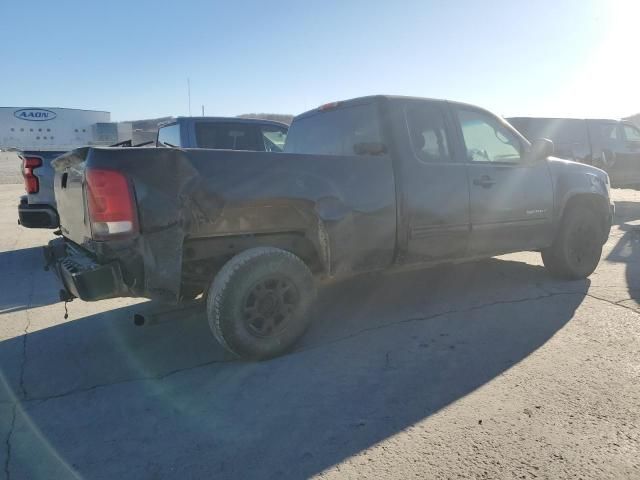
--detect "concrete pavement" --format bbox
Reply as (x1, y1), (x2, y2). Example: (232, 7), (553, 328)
(0, 183), (639, 479)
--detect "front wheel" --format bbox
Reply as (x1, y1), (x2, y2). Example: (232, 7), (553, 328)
(541, 205), (603, 279)
(206, 247), (316, 360)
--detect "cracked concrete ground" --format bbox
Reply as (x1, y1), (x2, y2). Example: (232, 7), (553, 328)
(0, 183), (639, 479)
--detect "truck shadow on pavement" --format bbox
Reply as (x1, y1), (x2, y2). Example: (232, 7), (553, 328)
(0, 256), (590, 479)
(604, 200), (640, 315)
(0, 246), (60, 314)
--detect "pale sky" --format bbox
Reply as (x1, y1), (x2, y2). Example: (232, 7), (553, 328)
(1, 0), (638, 121)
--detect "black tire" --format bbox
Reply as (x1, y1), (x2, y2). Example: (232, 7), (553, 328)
(206, 247), (316, 360)
(541, 205), (603, 279)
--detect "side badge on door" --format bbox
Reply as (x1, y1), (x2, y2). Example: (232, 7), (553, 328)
(526, 209), (547, 215)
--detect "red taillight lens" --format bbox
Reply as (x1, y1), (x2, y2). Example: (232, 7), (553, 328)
(85, 168), (138, 239)
(22, 155), (42, 194)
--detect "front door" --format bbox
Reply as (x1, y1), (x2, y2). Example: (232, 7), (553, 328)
(453, 106), (554, 255)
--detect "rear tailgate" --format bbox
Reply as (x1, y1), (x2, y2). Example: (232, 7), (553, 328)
(52, 148), (92, 246)
(22, 150), (67, 207)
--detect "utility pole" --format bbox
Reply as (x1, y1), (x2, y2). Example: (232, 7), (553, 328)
(187, 78), (192, 116)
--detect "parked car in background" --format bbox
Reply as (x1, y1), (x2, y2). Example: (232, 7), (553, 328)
(507, 117), (640, 187)
(47, 95), (612, 360)
(18, 150), (67, 228)
(157, 117), (288, 152)
(18, 117), (289, 230)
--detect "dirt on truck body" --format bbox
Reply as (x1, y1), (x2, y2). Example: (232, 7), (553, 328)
(47, 95), (613, 359)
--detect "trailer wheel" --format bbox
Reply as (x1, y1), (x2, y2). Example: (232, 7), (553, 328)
(206, 247), (316, 360)
(541, 205), (603, 279)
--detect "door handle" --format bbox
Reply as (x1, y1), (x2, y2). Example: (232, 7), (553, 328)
(473, 175), (496, 188)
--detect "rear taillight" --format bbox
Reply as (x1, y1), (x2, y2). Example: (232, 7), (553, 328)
(22, 155), (42, 194)
(85, 168), (138, 240)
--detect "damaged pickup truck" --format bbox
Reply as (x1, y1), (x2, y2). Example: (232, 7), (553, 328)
(46, 95), (614, 359)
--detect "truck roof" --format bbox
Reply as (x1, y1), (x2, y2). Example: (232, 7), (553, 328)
(294, 94), (495, 121)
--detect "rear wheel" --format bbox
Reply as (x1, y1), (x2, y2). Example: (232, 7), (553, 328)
(206, 247), (316, 360)
(541, 205), (603, 279)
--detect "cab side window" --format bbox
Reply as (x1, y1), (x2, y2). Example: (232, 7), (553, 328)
(623, 124), (640, 143)
(457, 109), (523, 164)
(405, 103), (451, 163)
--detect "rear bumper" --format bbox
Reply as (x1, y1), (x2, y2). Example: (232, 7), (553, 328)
(18, 197), (59, 229)
(45, 239), (126, 302)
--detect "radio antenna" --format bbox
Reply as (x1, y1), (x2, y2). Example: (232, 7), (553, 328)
(187, 78), (192, 116)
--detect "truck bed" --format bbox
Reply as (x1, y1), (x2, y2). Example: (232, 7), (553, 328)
(52, 146), (397, 301)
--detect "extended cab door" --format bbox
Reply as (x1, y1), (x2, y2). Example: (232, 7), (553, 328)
(391, 99), (471, 263)
(452, 106), (554, 255)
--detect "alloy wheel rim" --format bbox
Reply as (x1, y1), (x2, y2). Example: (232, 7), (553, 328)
(242, 276), (299, 338)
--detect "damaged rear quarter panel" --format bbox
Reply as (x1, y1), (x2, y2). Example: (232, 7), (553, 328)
(86, 148), (397, 302)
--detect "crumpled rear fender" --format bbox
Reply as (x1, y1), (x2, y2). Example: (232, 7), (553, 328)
(86, 147), (397, 302)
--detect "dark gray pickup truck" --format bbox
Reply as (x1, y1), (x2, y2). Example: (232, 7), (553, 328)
(47, 95), (613, 359)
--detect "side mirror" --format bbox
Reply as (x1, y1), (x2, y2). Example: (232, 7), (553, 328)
(529, 138), (554, 162)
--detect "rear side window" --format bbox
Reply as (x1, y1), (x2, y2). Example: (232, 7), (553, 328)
(405, 103), (451, 163)
(157, 123), (181, 147)
(195, 123), (259, 150)
(285, 103), (382, 156)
